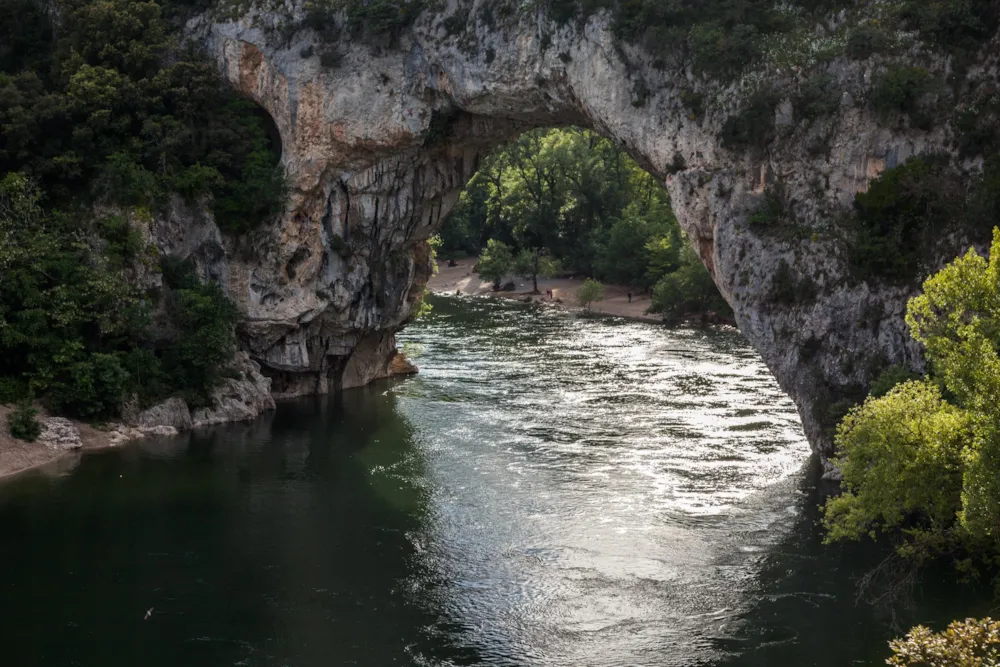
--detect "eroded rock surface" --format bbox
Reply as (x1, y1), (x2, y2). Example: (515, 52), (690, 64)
(172, 5), (992, 455)
(38, 418), (83, 451)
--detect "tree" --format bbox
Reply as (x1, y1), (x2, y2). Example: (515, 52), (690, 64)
(821, 380), (969, 545)
(578, 278), (604, 311)
(513, 249), (559, 293)
(477, 239), (514, 290)
(822, 227), (1000, 571)
(437, 126), (728, 321)
(649, 245), (731, 323)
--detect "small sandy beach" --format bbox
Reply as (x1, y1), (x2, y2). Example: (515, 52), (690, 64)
(429, 259), (664, 323)
(0, 405), (126, 481)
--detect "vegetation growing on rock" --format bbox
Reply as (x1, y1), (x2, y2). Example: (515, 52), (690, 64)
(824, 229), (1000, 580)
(0, 175), (241, 419)
(0, 0), (285, 232)
(0, 0), (274, 420)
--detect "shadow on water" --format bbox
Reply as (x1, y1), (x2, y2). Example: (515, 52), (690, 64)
(711, 460), (996, 667)
(0, 386), (483, 667)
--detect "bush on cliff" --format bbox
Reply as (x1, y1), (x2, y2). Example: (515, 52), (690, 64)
(0, 174), (240, 419)
(824, 228), (1000, 577)
(849, 156), (963, 283)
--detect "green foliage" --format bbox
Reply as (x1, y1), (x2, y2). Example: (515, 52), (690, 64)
(822, 380), (969, 545)
(0, 0), (285, 232)
(578, 278), (604, 310)
(850, 156), (961, 282)
(0, 174), (240, 419)
(748, 182), (789, 228)
(898, 0), (1000, 55)
(888, 617), (1000, 667)
(871, 66), (938, 129)
(649, 245), (732, 323)
(341, 0), (426, 43)
(476, 239), (514, 289)
(513, 249), (559, 293)
(824, 229), (1000, 573)
(161, 280), (241, 407)
(442, 126), (727, 322)
(7, 400), (41, 442)
(953, 87), (1000, 159)
(870, 363), (921, 398)
(795, 74), (840, 122)
(845, 23), (889, 60)
(868, 364), (920, 398)
(722, 89), (778, 152)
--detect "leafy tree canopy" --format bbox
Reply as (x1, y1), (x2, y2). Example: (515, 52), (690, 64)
(824, 228), (1000, 577)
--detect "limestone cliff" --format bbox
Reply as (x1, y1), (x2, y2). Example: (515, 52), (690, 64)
(177, 3), (994, 458)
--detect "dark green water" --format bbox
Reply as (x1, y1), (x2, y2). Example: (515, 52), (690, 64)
(0, 296), (987, 666)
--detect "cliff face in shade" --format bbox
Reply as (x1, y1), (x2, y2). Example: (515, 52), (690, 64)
(182, 5), (987, 459)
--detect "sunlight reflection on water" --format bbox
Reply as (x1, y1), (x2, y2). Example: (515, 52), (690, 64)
(396, 296), (810, 666)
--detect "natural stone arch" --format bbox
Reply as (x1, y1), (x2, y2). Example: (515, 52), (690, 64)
(193, 6), (949, 459)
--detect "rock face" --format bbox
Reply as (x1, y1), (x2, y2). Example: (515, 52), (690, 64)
(183, 4), (990, 456)
(191, 352), (277, 427)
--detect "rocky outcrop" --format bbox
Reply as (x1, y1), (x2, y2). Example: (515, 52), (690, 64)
(121, 352), (275, 438)
(137, 398), (193, 432)
(191, 352), (276, 427)
(38, 418), (83, 451)
(177, 4), (994, 457)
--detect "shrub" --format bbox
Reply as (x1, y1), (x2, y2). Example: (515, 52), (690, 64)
(871, 66), (937, 128)
(722, 89), (779, 151)
(690, 22), (759, 77)
(822, 380), (969, 545)
(476, 239), (514, 290)
(340, 0), (426, 44)
(649, 245), (731, 323)
(825, 230), (1000, 573)
(212, 149), (286, 234)
(49, 353), (130, 420)
(846, 23), (889, 59)
(850, 156), (961, 282)
(161, 282), (241, 408)
(748, 182), (789, 228)
(953, 87), (1000, 159)
(888, 618), (1000, 666)
(795, 74), (840, 122)
(869, 363), (921, 398)
(578, 278), (604, 310)
(7, 401), (42, 442)
(899, 0), (999, 55)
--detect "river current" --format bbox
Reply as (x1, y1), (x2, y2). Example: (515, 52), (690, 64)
(0, 296), (983, 666)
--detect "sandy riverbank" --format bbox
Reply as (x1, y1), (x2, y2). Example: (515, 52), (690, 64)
(429, 259), (665, 323)
(0, 405), (132, 481)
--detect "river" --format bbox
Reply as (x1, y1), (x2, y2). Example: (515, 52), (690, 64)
(0, 296), (985, 666)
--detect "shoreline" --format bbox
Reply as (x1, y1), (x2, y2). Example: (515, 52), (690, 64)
(429, 259), (666, 323)
(0, 265), (715, 481)
(0, 404), (141, 482)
